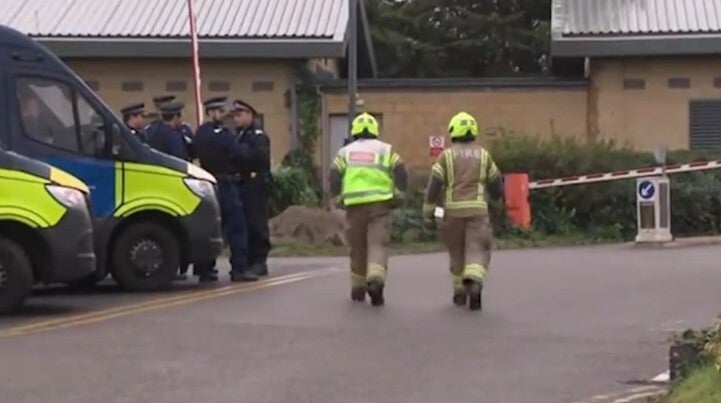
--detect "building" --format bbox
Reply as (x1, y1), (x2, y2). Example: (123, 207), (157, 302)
(3, 0), (721, 171)
(551, 0), (721, 152)
(323, 0), (721, 168)
(0, 0), (377, 164)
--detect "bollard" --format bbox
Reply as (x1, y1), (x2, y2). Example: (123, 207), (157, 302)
(503, 173), (531, 229)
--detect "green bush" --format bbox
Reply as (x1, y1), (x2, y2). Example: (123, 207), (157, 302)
(392, 132), (721, 241)
(488, 133), (721, 239)
(272, 132), (721, 242)
(268, 165), (320, 217)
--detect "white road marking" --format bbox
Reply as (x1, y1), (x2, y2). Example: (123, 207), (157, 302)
(651, 371), (670, 383)
(611, 390), (665, 403)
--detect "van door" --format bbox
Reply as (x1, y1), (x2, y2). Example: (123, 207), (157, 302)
(11, 75), (121, 219)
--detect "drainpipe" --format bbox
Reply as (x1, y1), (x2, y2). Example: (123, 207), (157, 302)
(289, 83), (299, 150)
(316, 85), (330, 207)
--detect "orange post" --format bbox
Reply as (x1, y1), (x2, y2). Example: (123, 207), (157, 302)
(503, 173), (531, 229)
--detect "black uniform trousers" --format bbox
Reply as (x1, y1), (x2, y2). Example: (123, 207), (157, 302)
(242, 174), (272, 267)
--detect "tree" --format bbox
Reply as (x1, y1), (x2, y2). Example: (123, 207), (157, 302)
(364, 0), (551, 77)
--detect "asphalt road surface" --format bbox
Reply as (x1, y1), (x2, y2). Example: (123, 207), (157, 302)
(0, 243), (719, 403)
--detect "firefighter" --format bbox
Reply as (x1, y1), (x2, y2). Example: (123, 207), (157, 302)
(328, 112), (408, 306)
(422, 111), (504, 311)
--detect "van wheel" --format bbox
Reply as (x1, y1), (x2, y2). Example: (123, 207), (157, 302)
(0, 238), (34, 314)
(110, 222), (179, 291)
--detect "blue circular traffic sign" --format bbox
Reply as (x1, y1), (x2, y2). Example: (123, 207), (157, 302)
(638, 180), (655, 200)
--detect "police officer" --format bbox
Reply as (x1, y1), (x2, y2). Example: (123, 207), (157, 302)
(422, 112), (504, 311)
(121, 102), (148, 143)
(147, 100), (192, 161)
(231, 99), (272, 277)
(145, 94), (175, 134)
(195, 96), (259, 283)
(327, 112), (408, 306)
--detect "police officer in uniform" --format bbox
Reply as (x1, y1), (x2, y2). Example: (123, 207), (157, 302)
(194, 96), (259, 283)
(422, 112), (504, 311)
(145, 94), (175, 135)
(231, 99), (272, 277)
(147, 100), (192, 161)
(121, 102), (148, 143)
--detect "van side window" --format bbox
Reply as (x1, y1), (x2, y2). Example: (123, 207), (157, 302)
(16, 78), (79, 152)
(76, 94), (106, 156)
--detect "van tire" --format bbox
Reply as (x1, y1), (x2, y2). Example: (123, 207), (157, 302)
(110, 222), (179, 291)
(0, 238), (33, 314)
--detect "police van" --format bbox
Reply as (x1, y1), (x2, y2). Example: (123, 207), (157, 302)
(0, 146), (96, 312)
(0, 24), (223, 291)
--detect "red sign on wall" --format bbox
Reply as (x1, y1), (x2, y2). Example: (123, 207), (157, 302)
(429, 135), (445, 157)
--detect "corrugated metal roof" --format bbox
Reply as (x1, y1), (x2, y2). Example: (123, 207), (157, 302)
(557, 0), (721, 36)
(0, 0), (349, 39)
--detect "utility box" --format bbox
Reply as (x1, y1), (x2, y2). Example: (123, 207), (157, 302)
(635, 176), (673, 243)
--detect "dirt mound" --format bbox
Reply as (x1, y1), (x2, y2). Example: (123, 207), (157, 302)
(270, 205), (346, 246)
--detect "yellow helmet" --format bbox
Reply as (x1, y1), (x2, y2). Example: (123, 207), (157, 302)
(448, 111), (479, 139)
(350, 112), (380, 137)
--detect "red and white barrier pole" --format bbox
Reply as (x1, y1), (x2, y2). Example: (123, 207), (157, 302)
(529, 159), (721, 189)
(187, 0), (203, 127)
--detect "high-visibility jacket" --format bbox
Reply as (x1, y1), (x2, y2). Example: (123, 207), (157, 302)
(423, 143), (503, 217)
(330, 138), (404, 206)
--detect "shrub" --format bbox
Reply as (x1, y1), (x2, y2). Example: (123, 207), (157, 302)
(272, 131), (721, 243)
(268, 165), (320, 217)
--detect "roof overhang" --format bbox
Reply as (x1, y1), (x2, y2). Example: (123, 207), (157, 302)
(32, 37), (347, 58)
(321, 77), (588, 91)
(552, 34), (721, 57)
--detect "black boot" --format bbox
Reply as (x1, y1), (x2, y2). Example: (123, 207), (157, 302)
(453, 289), (467, 306)
(198, 270), (219, 283)
(231, 270), (259, 282)
(464, 280), (483, 311)
(351, 287), (366, 302)
(250, 262), (269, 277)
(367, 279), (384, 306)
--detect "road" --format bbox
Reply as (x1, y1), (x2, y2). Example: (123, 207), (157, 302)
(0, 243), (719, 403)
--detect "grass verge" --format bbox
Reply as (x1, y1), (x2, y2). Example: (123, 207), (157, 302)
(656, 364), (721, 403)
(267, 233), (617, 257)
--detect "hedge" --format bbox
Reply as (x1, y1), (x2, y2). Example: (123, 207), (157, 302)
(269, 133), (721, 243)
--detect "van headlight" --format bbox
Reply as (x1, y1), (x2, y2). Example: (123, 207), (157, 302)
(183, 178), (215, 198)
(46, 185), (86, 208)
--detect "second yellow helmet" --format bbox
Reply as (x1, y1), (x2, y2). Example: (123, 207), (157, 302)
(448, 112), (479, 139)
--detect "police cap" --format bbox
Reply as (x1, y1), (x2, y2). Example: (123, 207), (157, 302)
(121, 102), (145, 116)
(153, 94), (175, 104)
(159, 100), (184, 114)
(203, 96), (228, 110)
(232, 99), (257, 115)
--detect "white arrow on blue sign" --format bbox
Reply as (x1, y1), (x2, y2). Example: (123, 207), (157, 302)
(638, 180), (655, 200)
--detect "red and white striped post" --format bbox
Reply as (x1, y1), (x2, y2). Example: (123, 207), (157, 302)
(187, 0), (203, 127)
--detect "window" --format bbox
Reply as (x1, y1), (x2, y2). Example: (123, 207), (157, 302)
(121, 81), (143, 92)
(668, 77), (690, 89)
(166, 81), (187, 92)
(252, 80), (274, 92)
(76, 93), (106, 156)
(689, 100), (721, 149)
(16, 77), (112, 157)
(16, 77), (80, 152)
(623, 78), (645, 90)
(209, 80), (230, 91)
